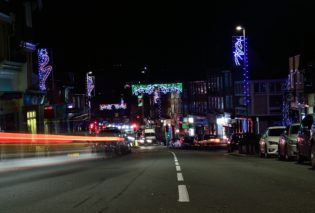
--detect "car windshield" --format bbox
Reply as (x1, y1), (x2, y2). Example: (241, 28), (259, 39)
(269, 128), (285, 136)
(145, 133), (155, 136)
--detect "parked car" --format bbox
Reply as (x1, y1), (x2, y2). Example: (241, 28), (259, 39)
(259, 126), (286, 157)
(227, 133), (243, 152)
(278, 123), (299, 160)
(296, 114), (315, 167)
(168, 137), (183, 148)
(238, 133), (261, 154)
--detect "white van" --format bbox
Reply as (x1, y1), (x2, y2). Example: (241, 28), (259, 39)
(144, 128), (157, 144)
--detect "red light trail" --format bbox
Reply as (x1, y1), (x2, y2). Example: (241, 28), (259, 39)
(0, 132), (125, 144)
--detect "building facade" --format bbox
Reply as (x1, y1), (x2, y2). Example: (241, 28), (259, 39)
(0, 0), (43, 132)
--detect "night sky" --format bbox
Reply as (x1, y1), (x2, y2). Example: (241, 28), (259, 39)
(35, 0), (315, 92)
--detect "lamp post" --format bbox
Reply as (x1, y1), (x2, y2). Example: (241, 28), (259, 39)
(236, 25), (246, 38)
(235, 25), (250, 132)
(86, 71), (93, 121)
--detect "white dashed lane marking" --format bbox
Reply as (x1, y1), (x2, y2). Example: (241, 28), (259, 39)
(178, 185), (190, 202)
(177, 173), (184, 181)
(171, 152), (190, 202)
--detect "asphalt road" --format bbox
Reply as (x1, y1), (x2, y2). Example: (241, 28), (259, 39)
(1, 146), (315, 213)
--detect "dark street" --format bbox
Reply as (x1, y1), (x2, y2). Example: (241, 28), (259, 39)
(1, 147), (315, 213)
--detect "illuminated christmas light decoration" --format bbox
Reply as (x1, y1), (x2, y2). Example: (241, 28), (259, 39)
(99, 99), (127, 111)
(86, 75), (95, 97)
(153, 88), (160, 104)
(282, 78), (292, 125)
(138, 95), (143, 107)
(131, 83), (183, 95)
(233, 37), (245, 66)
(233, 36), (249, 106)
(99, 104), (127, 111)
(38, 48), (53, 91)
(153, 88), (161, 118)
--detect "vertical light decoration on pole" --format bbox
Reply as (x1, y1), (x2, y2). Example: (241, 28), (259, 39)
(233, 33), (249, 107)
(38, 48), (53, 91)
(282, 77), (291, 125)
(86, 72), (95, 120)
(153, 87), (161, 118)
(86, 75), (95, 98)
(233, 26), (250, 132)
(233, 28), (249, 109)
(138, 94), (144, 120)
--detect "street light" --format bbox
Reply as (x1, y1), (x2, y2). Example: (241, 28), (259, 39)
(236, 25), (246, 37)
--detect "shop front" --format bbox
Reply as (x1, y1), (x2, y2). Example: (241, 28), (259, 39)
(0, 92), (23, 132)
(23, 91), (45, 133)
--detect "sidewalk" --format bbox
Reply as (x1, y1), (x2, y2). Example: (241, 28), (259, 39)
(0, 153), (104, 173)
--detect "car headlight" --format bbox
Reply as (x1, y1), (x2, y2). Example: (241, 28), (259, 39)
(146, 139), (152, 142)
(127, 136), (135, 141)
(268, 141), (278, 145)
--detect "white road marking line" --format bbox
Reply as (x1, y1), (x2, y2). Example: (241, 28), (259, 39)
(171, 152), (178, 161)
(178, 185), (190, 202)
(171, 151), (190, 203)
(171, 152), (176, 157)
(177, 173), (184, 181)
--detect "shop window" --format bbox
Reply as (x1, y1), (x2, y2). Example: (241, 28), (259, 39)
(269, 95), (282, 107)
(27, 111), (37, 134)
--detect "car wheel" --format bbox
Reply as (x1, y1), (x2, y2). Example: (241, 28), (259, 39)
(259, 145), (266, 158)
(239, 144), (243, 154)
(284, 145), (290, 161)
(264, 145), (268, 158)
(297, 147), (304, 164)
(311, 144), (315, 169)
(278, 152), (284, 160)
(278, 145), (283, 160)
(285, 152), (290, 161)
